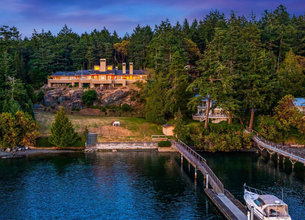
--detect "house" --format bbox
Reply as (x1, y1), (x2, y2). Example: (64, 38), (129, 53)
(47, 59), (147, 89)
(162, 124), (175, 136)
(192, 97), (229, 123)
(294, 98), (305, 114)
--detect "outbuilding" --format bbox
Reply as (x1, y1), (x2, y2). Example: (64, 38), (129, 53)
(294, 98), (305, 114)
(162, 124), (175, 136)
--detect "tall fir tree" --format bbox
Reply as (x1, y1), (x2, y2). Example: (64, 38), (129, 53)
(49, 107), (79, 147)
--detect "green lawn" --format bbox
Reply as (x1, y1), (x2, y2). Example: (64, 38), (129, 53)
(35, 111), (162, 142)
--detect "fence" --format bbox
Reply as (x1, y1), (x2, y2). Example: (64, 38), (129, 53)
(176, 139), (224, 194)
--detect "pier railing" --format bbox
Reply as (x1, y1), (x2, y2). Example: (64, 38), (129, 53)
(151, 135), (168, 141)
(246, 129), (305, 164)
(175, 139), (224, 194)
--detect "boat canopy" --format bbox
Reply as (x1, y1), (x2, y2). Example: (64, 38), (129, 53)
(264, 205), (289, 217)
(259, 195), (286, 205)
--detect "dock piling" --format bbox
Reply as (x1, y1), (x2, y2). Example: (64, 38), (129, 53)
(250, 206), (254, 220)
(206, 174), (209, 189)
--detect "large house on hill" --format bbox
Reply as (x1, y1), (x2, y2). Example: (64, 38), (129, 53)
(47, 59), (147, 89)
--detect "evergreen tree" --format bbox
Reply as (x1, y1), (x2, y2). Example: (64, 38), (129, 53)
(278, 48), (305, 96)
(260, 5), (295, 71)
(145, 75), (167, 124)
(49, 107), (79, 147)
(241, 22), (275, 130)
(188, 33), (225, 128)
(174, 109), (189, 143)
(165, 51), (189, 117)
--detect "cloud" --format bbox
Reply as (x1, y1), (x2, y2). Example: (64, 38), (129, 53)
(0, 0), (304, 37)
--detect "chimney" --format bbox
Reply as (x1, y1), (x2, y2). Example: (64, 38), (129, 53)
(99, 59), (106, 72)
(122, 63), (126, 74)
(129, 62), (133, 75)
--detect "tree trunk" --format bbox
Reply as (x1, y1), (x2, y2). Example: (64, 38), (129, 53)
(205, 98), (211, 129)
(249, 107), (255, 130)
(228, 112), (232, 124)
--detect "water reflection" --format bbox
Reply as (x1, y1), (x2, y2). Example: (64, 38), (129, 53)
(0, 152), (223, 219)
(202, 152), (305, 220)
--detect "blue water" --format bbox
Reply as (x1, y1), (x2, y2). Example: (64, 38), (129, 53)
(0, 151), (304, 219)
(0, 152), (222, 219)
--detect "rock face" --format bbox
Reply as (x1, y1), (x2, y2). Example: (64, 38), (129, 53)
(41, 86), (144, 116)
(101, 89), (130, 105)
(43, 89), (84, 110)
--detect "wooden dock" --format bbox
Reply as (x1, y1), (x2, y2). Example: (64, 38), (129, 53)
(247, 129), (305, 168)
(173, 140), (247, 220)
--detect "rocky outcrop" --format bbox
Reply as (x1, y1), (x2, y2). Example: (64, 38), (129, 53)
(41, 86), (144, 115)
(101, 89), (130, 105)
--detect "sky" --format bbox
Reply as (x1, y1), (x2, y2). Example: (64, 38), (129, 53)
(0, 0), (304, 37)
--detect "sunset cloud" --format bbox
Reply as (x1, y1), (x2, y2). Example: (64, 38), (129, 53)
(0, 0), (304, 37)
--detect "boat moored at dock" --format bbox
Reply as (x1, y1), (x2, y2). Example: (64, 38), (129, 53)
(243, 184), (291, 220)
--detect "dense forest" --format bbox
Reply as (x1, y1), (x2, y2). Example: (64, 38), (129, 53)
(1, 5), (305, 150)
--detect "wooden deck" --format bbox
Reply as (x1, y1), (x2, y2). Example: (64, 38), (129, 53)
(173, 140), (247, 220)
(247, 129), (305, 166)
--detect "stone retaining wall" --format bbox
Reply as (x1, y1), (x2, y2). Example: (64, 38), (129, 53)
(87, 142), (158, 151)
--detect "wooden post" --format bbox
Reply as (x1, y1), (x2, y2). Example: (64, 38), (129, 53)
(205, 200), (208, 215)
(206, 174), (209, 189)
(277, 155), (280, 167)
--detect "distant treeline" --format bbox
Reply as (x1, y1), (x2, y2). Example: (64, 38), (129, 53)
(0, 5), (304, 125)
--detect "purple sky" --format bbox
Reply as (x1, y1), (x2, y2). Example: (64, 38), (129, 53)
(0, 0), (304, 37)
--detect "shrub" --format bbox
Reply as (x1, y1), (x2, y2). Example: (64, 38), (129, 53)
(81, 126), (89, 142)
(0, 111), (39, 148)
(35, 137), (55, 147)
(82, 90), (98, 106)
(158, 140), (171, 147)
(121, 103), (132, 112)
(37, 90), (44, 102)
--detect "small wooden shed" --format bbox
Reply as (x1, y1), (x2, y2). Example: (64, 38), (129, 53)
(162, 124), (175, 136)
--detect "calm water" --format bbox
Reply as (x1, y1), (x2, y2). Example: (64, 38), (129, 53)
(0, 152), (304, 219)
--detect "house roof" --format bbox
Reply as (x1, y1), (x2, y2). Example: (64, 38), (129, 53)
(259, 195), (286, 205)
(162, 124), (174, 128)
(294, 98), (305, 107)
(51, 69), (146, 77)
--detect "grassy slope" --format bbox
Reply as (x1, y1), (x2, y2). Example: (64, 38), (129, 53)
(35, 111), (162, 142)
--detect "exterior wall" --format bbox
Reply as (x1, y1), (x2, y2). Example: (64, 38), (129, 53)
(296, 106), (305, 114)
(162, 126), (175, 136)
(48, 77), (145, 88)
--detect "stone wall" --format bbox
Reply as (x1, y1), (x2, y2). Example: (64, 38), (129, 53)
(87, 142), (158, 151)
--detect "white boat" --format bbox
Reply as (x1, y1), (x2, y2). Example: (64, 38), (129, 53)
(243, 184), (291, 220)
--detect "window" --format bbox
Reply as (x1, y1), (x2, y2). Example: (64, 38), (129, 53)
(254, 198), (265, 207)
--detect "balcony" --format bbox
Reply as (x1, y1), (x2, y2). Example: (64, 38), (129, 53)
(192, 113), (229, 122)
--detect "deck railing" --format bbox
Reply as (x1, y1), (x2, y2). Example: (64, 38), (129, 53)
(246, 129), (305, 164)
(175, 139), (224, 194)
(151, 135), (168, 140)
